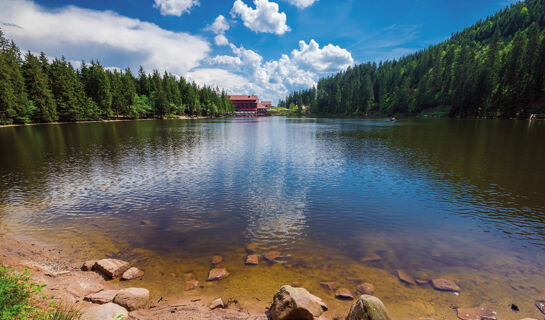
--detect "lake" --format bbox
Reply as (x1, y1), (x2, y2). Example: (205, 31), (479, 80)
(1, 117), (544, 319)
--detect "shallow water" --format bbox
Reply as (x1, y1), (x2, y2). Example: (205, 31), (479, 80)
(1, 117), (545, 319)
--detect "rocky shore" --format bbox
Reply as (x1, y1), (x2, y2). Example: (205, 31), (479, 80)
(0, 234), (541, 320)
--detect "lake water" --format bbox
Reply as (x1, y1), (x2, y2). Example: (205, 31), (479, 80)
(1, 117), (544, 319)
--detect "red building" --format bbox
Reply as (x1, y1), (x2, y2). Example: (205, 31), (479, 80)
(229, 95), (269, 116)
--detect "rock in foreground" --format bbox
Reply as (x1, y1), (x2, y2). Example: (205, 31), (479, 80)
(81, 260), (97, 271)
(270, 285), (327, 320)
(346, 295), (392, 320)
(122, 267), (144, 280)
(456, 306), (497, 320)
(113, 288), (150, 311)
(93, 259), (130, 279)
(207, 268), (229, 281)
(431, 278), (460, 292)
(84, 290), (119, 304)
(80, 302), (128, 320)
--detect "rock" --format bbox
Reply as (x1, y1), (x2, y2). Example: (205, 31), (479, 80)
(335, 288), (354, 300)
(264, 251), (281, 262)
(211, 255), (223, 265)
(536, 300), (545, 314)
(431, 279), (460, 292)
(185, 279), (199, 291)
(80, 302), (128, 320)
(396, 270), (416, 285)
(356, 283), (375, 295)
(210, 298), (224, 310)
(84, 290), (119, 304)
(346, 295), (391, 320)
(122, 267), (144, 281)
(245, 254), (259, 265)
(361, 253), (382, 262)
(93, 259), (131, 279)
(456, 307), (497, 320)
(246, 242), (258, 253)
(416, 279), (429, 285)
(82, 260), (97, 271)
(66, 280), (104, 298)
(270, 285), (328, 320)
(207, 268), (229, 281)
(113, 288), (150, 311)
(320, 281), (336, 292)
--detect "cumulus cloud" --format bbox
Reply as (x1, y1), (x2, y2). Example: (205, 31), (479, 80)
(291, 39), (354, 73)
(285, 0), (318, 9)
(230, 0), (291, 35)
(214, 34), (230, 46)
(205, 15), (230, 34)
(153, 0), (199, 16)
(0, 0), (210, 75)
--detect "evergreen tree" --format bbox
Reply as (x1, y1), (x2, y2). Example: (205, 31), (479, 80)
(22, 51), (57, 122)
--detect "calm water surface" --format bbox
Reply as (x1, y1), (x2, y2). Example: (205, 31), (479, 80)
(1, 117), (544, 319)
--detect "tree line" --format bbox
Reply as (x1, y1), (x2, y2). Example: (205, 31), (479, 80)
(279, 0), (545, 119)
(0, 29), (234, 125)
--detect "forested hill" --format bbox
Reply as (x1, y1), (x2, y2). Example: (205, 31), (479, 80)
(0, 30), (234, 125)
(279, 0), (545, 119)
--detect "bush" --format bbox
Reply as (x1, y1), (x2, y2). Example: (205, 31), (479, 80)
(0, 266), (43, 319)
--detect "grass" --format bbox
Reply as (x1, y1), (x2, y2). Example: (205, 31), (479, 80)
(0, 265), (80, 320)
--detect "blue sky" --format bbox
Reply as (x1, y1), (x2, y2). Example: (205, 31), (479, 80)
(0, 0), (515, 103)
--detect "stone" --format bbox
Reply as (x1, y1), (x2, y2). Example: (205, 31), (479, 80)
(361, 253), (382, 262)
(207, 268), (229, 281)
(264, 251), (281, 262)
(122, 267), (144, 281)
(185, 279), (199, 291)
(536, 300), (545, 314)
(245, 254), (259, 265)
(211, 255), (223, 265)
(356, 283), (375, 295)
(84, 290), (119, 304)
(416, 279), (429, 285)
(320, 281), (336, 292)
(210, 298), (224, 310)
(456, 307), (497, 320)
(246, 242), (258, 253)
(66, 280), (104, 298)
(93, 259), (131, 279)
(431, 279), (460, 292)
(80, 302), (128, 320)
(335, 288), (354, 300)
(82, 260), (97, 271)
(113, 288), (150, 311)
(346, 295), (391, 320)
(397, 270), (416, 285)
(270, 285), (328, 320)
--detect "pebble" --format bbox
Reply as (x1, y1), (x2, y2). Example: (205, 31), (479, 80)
(356, 283), (375, 295)
(245, 254), (259, 265)
(335, 288), (354, 300)
(207, 268), (229, 281)
(211, 255), (223, 265)
(185, 280), (199, 291)
(122, 267), (144, 281)
(210, 298), (224, 310)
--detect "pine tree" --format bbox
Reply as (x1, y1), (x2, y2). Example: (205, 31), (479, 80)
(22, 51), (57, 122)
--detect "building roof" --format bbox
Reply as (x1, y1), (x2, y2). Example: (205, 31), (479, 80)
(229, 95), (259, 101)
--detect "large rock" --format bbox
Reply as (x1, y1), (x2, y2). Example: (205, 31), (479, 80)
(80, 302), (128, 320)
(207, 268), (229, 281)
(270, 285), (328, 320)
(84, 290), (119, 304)
(346, 295), (392, 320)
(113, 288), (150, 311)
(431, 279), (460, 292)
(122, 267), (144, 281)
(82, 260), (97, 271)
(456, 307), (497, 320)
(66, 280), (104, 298)
(93, 259), (131, 279)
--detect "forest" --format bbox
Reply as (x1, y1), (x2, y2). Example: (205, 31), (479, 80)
(0, 30), (234, 125)
(279, 0), (545, 119)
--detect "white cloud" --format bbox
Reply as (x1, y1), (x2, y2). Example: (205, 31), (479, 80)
(291, 39), (354, 73)
(230, 0), (291, 35)
(214, 34), (230, 46)
(205, 15), (230, 34)
(285, 0), (318, 8)
(0, 0), (210, 75)
(153, 0), (199, 16)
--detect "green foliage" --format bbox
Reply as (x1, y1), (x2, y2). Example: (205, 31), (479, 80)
(280, 0), (545, 118)
(0, 266), (44, 319)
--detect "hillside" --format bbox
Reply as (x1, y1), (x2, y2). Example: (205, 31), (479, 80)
(279, 0), (545, 118)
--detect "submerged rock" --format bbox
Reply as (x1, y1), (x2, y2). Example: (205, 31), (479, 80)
(346, 295), (392, 320)
(264, 251), (281, 262)
(211, 255), (223, 265)
(245, 254), (259, 265)
(320, 281), (336, 292)
(416, 279), (429, 285)
(396, 270), (416, 285)
(210, 298), (224, 310)
(84, 290), (119, 304)
(356, 283), (375, 295)
(113, 288), (150, 311)
(207, 268), (229, 281)
(431, 279), (460, 292)
(82, 260), (97, 271)
(93, 259), (131, 279)
(122, 267), (144, 281)
(80, 303), (128, 320)
(270, 285), (328, 320)
(335, 288), (354, 300)
(246, 242), (258, 253)
(185, 279), (199, 291)
(183, 273), (194, 280)
(361, 253), (382, 262)
(456, 307), (497, 320)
